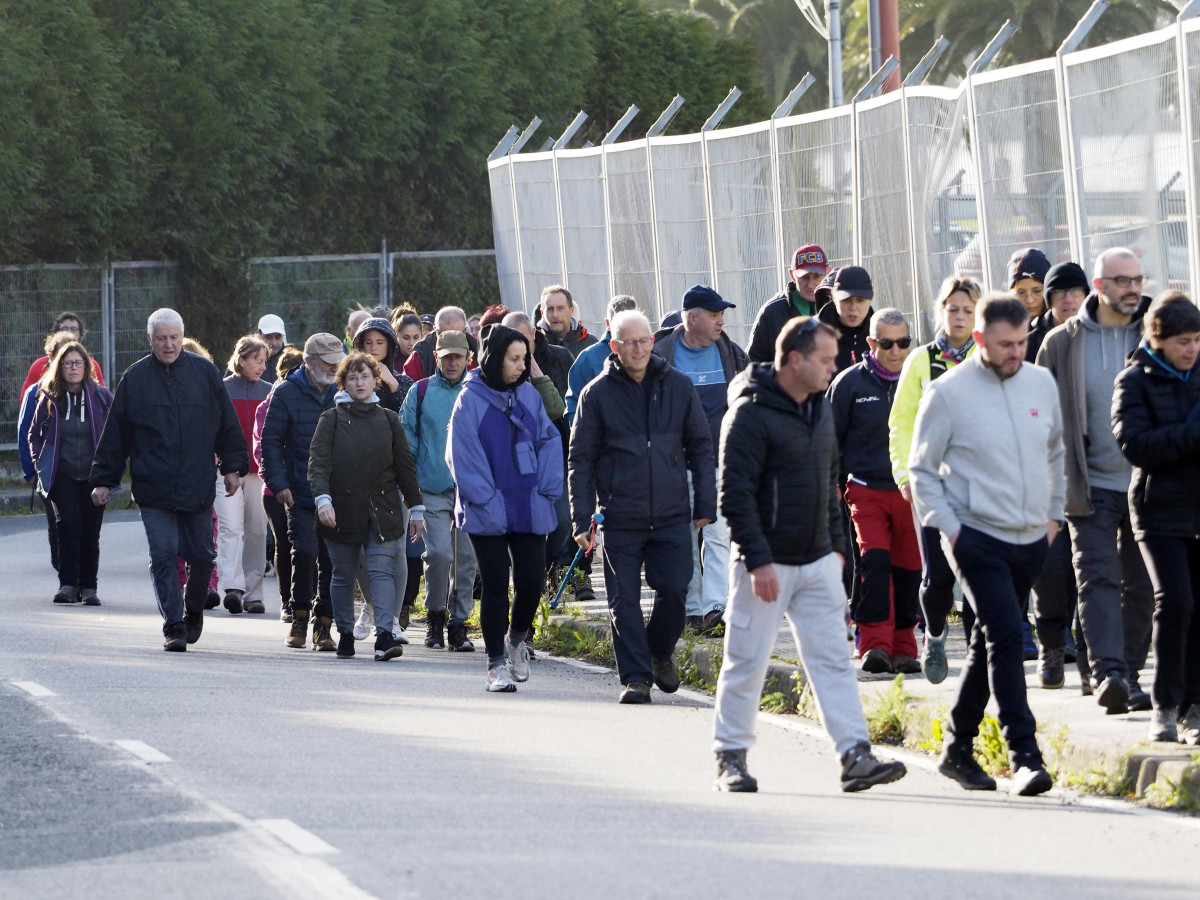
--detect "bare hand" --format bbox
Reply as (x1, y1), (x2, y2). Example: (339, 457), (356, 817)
(317, 505), (337, 528)
(899, 482), (913, 504)
(530, 357), (544, 378)
(575, 532), (590, 550)
(750, 564), (779, 603)
(223, 473), (242, 497)
(277, 488), (294, 509)
(1046, 520), (1060, 546)
(693, 518), (714, 530)
(409, 518), (426, 542)
(91, 486), (110, 507)
(380, 368), (399, 392)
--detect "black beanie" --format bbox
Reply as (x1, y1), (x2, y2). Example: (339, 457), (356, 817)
(1007, 248), (1051, 288)
(1043, 261), (1090, 299)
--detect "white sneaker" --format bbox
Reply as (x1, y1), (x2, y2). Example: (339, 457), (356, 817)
(391, 616), (409, 645)
(353, 603), (373, 641)
(507, 634), (530, 682)
(486, 663), (516, 693)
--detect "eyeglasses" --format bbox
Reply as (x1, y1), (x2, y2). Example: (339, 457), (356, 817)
(874, 337), (912, 350)
(612, 337), (653, 350)
(61, 359), (85, 369)
(58, 324), (81, 334)
(1101, 275), (1145, 289)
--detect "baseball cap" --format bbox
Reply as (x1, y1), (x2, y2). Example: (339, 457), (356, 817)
(815, 267), (839, 305)
(792, 244), (829, 275)
(420, 314), (435, 327)
(1044, 261), (1089, 298)
(435, 330), (470, 357)
(833, 265), (873, 302)
(303, 333), (345, 364)
(1007, 248), (1051, 288)
(682, 285), (735, 312)
(256, 313), (286, 338)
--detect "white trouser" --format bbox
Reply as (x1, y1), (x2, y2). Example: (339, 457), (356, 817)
(686, 469), (730, 618)
(713, 552), (868, 757)
(214, 472), (268, 602)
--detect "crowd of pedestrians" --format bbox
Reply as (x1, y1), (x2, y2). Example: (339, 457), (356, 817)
(17, 237), (1200, 797)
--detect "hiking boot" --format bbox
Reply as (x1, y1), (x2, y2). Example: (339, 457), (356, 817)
(447, 619), (475, 652)
(1010, 765), (1053, 797)
(619, 682), (652, 704)
(80, 588), (101, 607)
(890, 653), (921, 675)
(390, 616), (409, 644)
(243, 597), (266, 614)
(652, 654), (680, 693)
(337, 632), (355, 659)
(861, 647), (894, 674)
(53, 586), (79, 604)
(1128, 677), (1151, 712)
(486, 662), (516, 692)
(313, 616), (336, 651)
(280, 605), (294, 624)
(1096, 673), (1129, 715)
(205, 589), (221, 610)
(714, 748), (758, 793)
(1063, 628), (1077, 664)
(397, 604), (412, 631)
(937, 743), (996, 791)
(163, 625), (187, 652)
(223, 589), (244, 615)
(506, 633), (530, 682)
(374, 631), (404, 662)
(840, 740), (907, 792)
(698, 608), (725, 637)
(286, 609), (310, 648)
(353, 603), (373, 640)
(686, 616), (706, 633)
(184, 608), (204, 645)
(573, 570), (596, 603)
(1021, 619), (1038, 661)
(1177, 705), (1200, 745)
(1038, 647), (1065, 689)
(425, 610), (446, 649)
(1148, 707), (1178, 743)
(920, 631), (948, 684)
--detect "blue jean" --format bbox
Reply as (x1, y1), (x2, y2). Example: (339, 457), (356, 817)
(141, 506), (215, 634)
(326, 535), (401, 636)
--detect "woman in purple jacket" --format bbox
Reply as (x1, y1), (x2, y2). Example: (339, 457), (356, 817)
(28, 342), (113, 605)
(447, 324), (563, 693)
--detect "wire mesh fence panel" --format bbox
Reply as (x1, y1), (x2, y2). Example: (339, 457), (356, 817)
(510, 155), (563, 314)
(650, 135), (712, 322)
(705, 123), (777, 347)
(1188, 22), (1200, 280)
(605, 143), (659, 321)
(390, 252), (499, 314)
(110, 263), (178, 381)
(248, 256), (381, 346)
(907, 88), (978, 339)
(856, 94), (915, 323)
(556, 148), (610, 329)
(1065, 30), (1190, 294)
(0, 266), (103, 449)
(488, 162), (523, 308)
(972, 60), (1073, 291)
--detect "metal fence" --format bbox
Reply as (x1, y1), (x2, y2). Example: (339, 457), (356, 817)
(488, 17), (1200, 349)
(2, 249), (495, 451)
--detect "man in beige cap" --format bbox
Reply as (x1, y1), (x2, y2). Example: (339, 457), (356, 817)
(261, 333), (345, 650)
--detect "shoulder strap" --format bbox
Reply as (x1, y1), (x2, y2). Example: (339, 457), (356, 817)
(927, 344), (949, 381)
(415, 376), (431, 440)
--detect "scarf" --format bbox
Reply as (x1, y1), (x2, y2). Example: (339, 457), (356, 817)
(935, 329), (974, 365)
(866, 351), (900, 383)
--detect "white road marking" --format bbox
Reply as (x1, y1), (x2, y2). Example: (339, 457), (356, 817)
(11, 681), (55, 697)
(256, 819), (338, 855)
(546, 655), (610, 674)
(114, 739), (172, 763)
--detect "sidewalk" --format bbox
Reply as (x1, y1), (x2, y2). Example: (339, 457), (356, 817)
(553, 568), (1199, 806)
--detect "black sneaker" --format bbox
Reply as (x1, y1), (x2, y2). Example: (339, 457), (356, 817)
(374, 631), (404, 661)
(840, 740), (907, 792)
(1097, 673), (1129, 715)
(52, 587), (79, 604)
(938, 743), (996, 791)
(1128, 677), (1152, 712)
(205, 589), (220, 610)
(447, 619), (475, 652)
(1010, 765), (1053, 797)
(714, 749), (758, 792)
(337, 632), (355, 659)
(80, 588), (101, 607)
(223, 589), (244, 615)
(184, 608), (204, 645)
(861, 648), (895, 674)
(1038, 647), (1065, 689)
(425, 610), (446, 649)
(163, 625), (187, 652)
(652, 654), (680, 693)
(619, 682), (652, 704)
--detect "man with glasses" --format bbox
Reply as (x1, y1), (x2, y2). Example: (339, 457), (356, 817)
(569, 310), (715, 704)
(1037, 248), (1154, 714)
(261, 333), (345, 651)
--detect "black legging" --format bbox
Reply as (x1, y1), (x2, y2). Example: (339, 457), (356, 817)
(48, 476), (104, 590)
(263, 493), (292, 606)
(468, 532), (546, 661)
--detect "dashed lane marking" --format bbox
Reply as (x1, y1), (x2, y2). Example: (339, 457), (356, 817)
(256, 819), (338, 855)
(11, 681), (55, 697)
(114, 739), (172, 763)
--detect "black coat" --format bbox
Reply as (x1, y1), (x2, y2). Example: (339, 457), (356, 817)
(1112, 345), (1200, 539)
(91, 350), (249, 512)
(569, 353), (715, 533)
(747, 283), (818, 363)
(818, 301), (873, 373)
(827, 358), (899, 491)
(1026, 309), (1064, 363)
(533, 329), (573, 401)
(720, 363), (846, 570)
(260, 365), (336, 510)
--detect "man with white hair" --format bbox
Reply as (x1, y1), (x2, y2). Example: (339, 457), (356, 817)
(570, 310), (715, 704)
(402, 305), (480, 380)
(91, 308), (248, 651)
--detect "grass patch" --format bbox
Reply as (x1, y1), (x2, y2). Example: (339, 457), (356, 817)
(864, 675), (913, 745)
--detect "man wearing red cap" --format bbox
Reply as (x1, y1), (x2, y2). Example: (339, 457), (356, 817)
(747, 244), (829, 363)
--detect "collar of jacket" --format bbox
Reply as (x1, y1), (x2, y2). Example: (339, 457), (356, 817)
(606, 351), (667, 385)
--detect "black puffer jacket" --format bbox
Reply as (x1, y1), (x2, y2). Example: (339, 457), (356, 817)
(720, 363), (846, 570)
(569, 353), (715, 533)
(260, 364), (336, 510)
(747, 283), (818, 363)
(1112, 344), (1200, 539)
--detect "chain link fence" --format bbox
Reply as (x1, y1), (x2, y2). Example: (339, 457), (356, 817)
(489, 17), (1200, 341)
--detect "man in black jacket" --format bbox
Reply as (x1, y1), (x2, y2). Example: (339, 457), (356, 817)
(711, 316), (906, 794)
(746, 243), (829, 363)
(91, 308), (248, 652)
(570, 310), (715, 704)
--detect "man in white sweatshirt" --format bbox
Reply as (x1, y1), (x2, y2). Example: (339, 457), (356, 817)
(909, 294), (1066, 797)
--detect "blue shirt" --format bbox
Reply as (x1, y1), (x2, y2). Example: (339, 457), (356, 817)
(674, 339), (726, 449)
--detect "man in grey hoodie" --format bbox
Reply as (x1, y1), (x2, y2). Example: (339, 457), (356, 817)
(910, 294), (1065, 797)
(1036, 248), (1153, 716)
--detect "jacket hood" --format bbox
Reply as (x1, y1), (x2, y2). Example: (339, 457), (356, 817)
(333, 389), (379, 406)
(352, 317), (399, 371)
(1078, 292), (1150, 331)
(728, 362), (815, 415)
(477, 323), (531, 391)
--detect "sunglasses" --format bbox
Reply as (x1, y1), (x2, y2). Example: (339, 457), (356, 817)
(873, 337), (912, 350)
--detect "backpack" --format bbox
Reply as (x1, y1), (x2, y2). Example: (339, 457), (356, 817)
(414, 376), (431, 440)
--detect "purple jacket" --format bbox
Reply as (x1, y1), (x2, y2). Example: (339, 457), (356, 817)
(446, 369), (562, 536)
(28, 380), (114, 496)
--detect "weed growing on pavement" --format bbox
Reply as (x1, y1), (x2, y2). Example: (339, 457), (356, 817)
(533, 620), (615, 665)
(911, 705), (950, 754)
(864, 675), (913, 745)
(974, 715), (1010, 777)
(760, 671), (803, 715)
(678, 630), (722, 691)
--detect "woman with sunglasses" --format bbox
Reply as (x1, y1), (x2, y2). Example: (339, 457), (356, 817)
(28, 342), (113, 606)
(888, 275), (983, 684)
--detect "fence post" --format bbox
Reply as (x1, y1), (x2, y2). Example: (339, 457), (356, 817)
(102, 262), (115, 383)
(898, 88), (925, 341)
(1177, 17), (1200, 293)
(964, 74), (993, 292)
(700, 126), (720, 294)
(851, 100), (863, 264)
(552, 145), (568, 290)
(506, 154), (528, 314)
(646, 137), (665, 316)
(600, 142), (615, 303)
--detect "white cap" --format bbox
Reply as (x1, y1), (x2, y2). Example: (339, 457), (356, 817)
(257, 313), (286, 339)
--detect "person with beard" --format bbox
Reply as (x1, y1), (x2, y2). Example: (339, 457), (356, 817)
(818, 266), (874, 373)
(447, 325), (563, 693)
(537, 285), (597, 360)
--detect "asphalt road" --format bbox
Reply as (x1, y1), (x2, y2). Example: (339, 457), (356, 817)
(1, 510), (1197, 900)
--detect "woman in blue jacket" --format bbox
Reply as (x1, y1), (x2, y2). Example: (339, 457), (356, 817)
(447, 324), (563, 693)
(28, 342), (113, 605)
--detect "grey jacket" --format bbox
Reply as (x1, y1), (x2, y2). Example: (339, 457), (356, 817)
(909, 356), (1065, 546)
